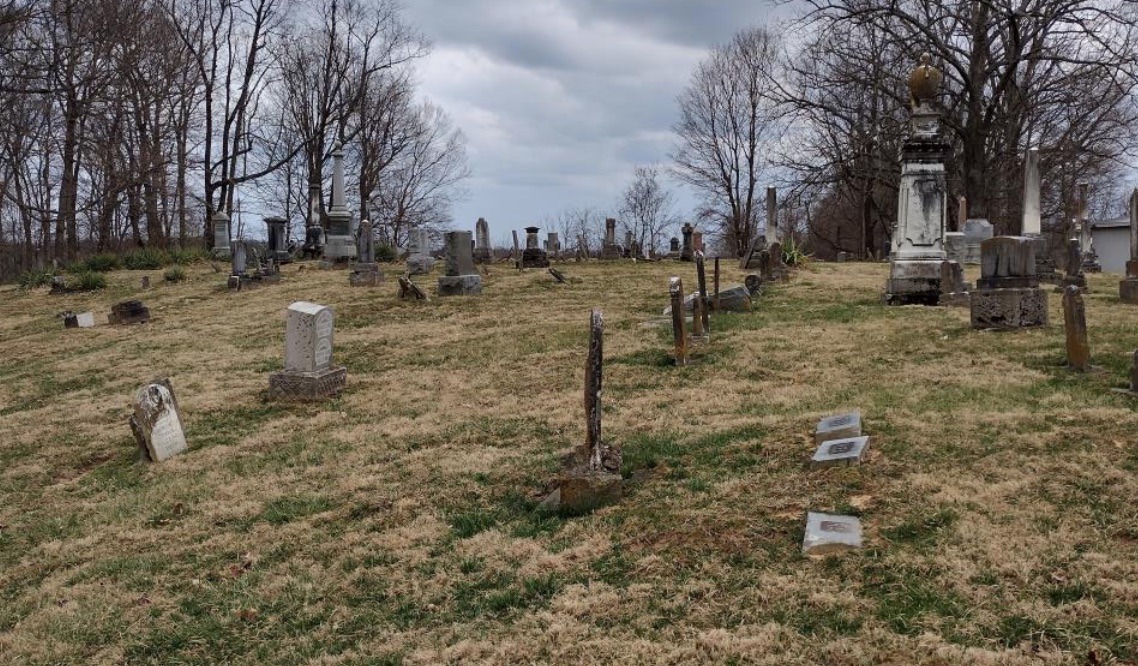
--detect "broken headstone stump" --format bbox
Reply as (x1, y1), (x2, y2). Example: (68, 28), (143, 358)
(937, 260), (970, 308)
(815, 411), (861, 446)
(970, 237), (1048, 330)
(398, 276), (429, 301)
(549, 268), (568, 284)
(811, 436), (870, 468)
(64, 312), (95, 329)
(802, 512), (863, 556)
(109, 300), (150, 325)
(268, 301), (347, 401)
(1063, 285), (1090, 372)
(130, 379), (188, 463)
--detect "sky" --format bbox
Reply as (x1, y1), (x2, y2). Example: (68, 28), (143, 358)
(401, 0), (783, 242)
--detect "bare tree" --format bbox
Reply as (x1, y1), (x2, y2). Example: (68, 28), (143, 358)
(618, 165), (678, 256)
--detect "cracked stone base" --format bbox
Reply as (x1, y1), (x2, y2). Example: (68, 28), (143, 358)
(268, 366), (347, 401)
(349, 266), (384, 287)
(970, 288), (1048, 330)
(884, 259), (944, 306)
(438, 274), (482, 296)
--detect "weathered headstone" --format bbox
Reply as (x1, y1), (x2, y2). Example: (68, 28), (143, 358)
(110, 300), (150, 325)
(1120, 189), (1138, 304)
(668, 237), (680, 258)
(521, 226), (550, 268)
(511, 229), (521, 265)
(740, 234), (768, 270)
(970, 236), (1048, 330)
(944, 232), (966, 265)
(268, 301), (347, 401)
(1078, 183), (1102, 273)
(140, 276), (151, 290)
(680, 223), (694, 262)
(265, 216), (291, 263)
(1060, 236), (1087, 292)
(765, 187), (778, 244)
(302, 180), (324, 259)
(815, 411), (861, 445)
(211, 210), (232, 259)
(884, 55), (949, 306)
(962, 219), (994, 265)
(937, 260), (970, 307)
(549, 267), (568, 284)
(692, 231), (704, 254)
(1063, 285), (1090, 372)
(670, 277), (688, 366)
(811, 436), (870, 468)
(398, 276), (429, 301)
(547, 232), (560, 259)
(624, 230), (634, 258)
(802, 512), (863, 556)
(130, 379), (188, 463)
(350, 219), (384, 287)
(600, 218), (622, 260)
(744, 274), (762, 295)
(438, 231), (482, 296)
(406, 229), (436, 275)
(321, 144), (357, 264)
(64, 312), (95, 328)
(475, 218), (492, 263)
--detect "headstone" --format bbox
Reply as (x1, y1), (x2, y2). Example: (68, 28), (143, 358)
(744, 274), (762, 295)
(970, 236), (1048, 330)
(64, 312), (95, 328)
(302, 180), (324, 259)
(1120, 190), (1138, 303)
(521, 226), (550, 268)
(665, 284), (752, 315)
(321, 144), (357, 264)
(695, 252), (710, 335)
(511, 229), (521, 264)
(265, 216), (291, 263)
(884, 55), (949, 306)
(1060, 236), (1087, 292)
(547, 232), (560, 259)
(600, 218), (621, 260)
(815, 411), (861, 445)
(350, 219), (384, 287)
(670, 277), (688, 366)
(1022, 148), (1041, 236)
(668, 237), (680, 258)
(140, 276), (150, 289)
(957, 195), (968, 232)
(475, 218), (492, 263)
(109, 300), (150, 325)
(802, 512), (863, 556)
(130, 379), (188, 463)
(944, 232), (966, 265)
(406, 229), (436, 275)
(962, 219), (994, 265)
(765, 187), (778, 244)
(1062, 285), (1090, 372)
(1078, 184), (1101, 273)
(680, 223), (694, 262)
(740, 234), (768, 270)
(438, 231), (483, 296)
(624, 230), (634, 258)
(211, 210), (231, 259)
(398, 276), (429, 301)
(937, 260), (970, 307)
(268, 301), (347, 401)
(692, 231), (704, 254)
(549, 268), (567, 284)
(811, 436), (870, 468)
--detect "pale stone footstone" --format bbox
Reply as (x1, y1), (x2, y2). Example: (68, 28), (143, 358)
(802, 512), (863, 556)
(815, 411), (861, 445)
(269, 301), (347, 401)
(130, 379), (188, 463)
(811, 436), (870, 468)
(437, 231), (482, 296)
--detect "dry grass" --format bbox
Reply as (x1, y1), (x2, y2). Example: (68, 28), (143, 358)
(1, 258), (1137, 665)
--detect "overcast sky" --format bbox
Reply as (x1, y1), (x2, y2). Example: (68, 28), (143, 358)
(402, 0), (784, 241)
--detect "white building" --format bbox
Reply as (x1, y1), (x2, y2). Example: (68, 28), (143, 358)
(1090, 216), (1129, 274)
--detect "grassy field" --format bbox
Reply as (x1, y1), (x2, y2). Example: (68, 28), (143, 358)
(1, 258), (1137, 665)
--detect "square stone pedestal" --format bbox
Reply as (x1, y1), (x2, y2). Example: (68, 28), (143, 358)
(438, 274), (482, 296)
(322, 235), (357, 264)
(349, 264), (384, 287)
(884, 259), (943, 305)
(268, 366), (347, 401)
(970, 288), (1048, 330)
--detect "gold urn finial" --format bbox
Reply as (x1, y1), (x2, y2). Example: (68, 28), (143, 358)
(908, 53), (942, 108)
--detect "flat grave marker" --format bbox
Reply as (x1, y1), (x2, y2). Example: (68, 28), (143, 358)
(811, 436), (870, 468)
(802, 512), (863, 556)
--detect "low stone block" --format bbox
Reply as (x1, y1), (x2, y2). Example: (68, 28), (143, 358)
(438, 274), (482, 296)
(663, 284), (752, 316)
(1121, 279), (1138, 304)
(521, 249), (550, 268)
(268, 366), (347, 401)
(130, 379), (188, 463)
(64, 312), (95, 328)
(109, 300), (150, 325)
(970, 288), (1048, 330)
(811, 436), (870, 468)
(815, 411), (861, 445)
(558, 470), (622, 514)
(349, 265), (384, 287)
(802, 512), (863, 556)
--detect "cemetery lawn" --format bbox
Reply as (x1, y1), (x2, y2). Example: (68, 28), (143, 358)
(2, 259), (1138, 665)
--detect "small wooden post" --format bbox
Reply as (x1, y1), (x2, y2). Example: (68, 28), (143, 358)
(585, 308), (606, 470)
(1063, 285), (1090, 371)
(670, 277), (688, 366)
(695, 252), (710, 335)
(713, 256), (721, 312)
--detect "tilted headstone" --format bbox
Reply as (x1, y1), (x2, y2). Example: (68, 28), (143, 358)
(811, 436), (870, 468)
(130, 379), (188, 463)
(1063, 285), (1090, 372)
(269, 301), (347, 400)
(815, 411), (861, 445)
(971, 236), (1048, 330)
(438, 231), (482, 296)
(802, 512), (863, 556)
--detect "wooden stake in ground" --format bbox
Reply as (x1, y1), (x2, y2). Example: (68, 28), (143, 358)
(670, 277), (688, 366)
(549, 268), (567, 283)
(584, 308), (618, 472)
(713, 257), (721, 312)
(1063, 285), (1090, 371)
(695, 251), (710, 335)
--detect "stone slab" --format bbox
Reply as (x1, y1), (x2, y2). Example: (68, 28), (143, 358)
(802, 512), (863, 556)
(438, 274), (482, 296)
(811, 436), (870, 468)
(558, 470), (622, 514)
(284, 301), (334, 374)
(970, 287), (1048, 330)
(815, 411), (862, 445)
(349, 267), (384, 287)
(1121, 279), (1138, 304)
(130, 379), (188, 463)
(268, 366), (347, 401)
(64, 312), (95, 328)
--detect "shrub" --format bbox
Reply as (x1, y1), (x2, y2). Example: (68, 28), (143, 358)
(375, 245), (397, 262)
(164, 265), (186, 283)
(169, 248), (208, 265)
(124, 248), (170, 270)
(71, 253), (121, 273)
(18, 269), (55, 290)
(70, 271), (107, 291)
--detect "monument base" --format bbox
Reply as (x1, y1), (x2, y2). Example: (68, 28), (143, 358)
(438, 274), (482, 296)
(322, 235), (357, 264)
(557, 469), (622, 514)
(269, 366), (347, 401)
(1120, 278), (1138, 304)
(521, 249), (550, 268)
(349, 264), (384, 287)
(884, 259), (944, 306)
(970, 288), (1048, 330)
(599, 247), (622, 260)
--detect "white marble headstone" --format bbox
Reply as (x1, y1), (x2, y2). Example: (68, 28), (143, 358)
(811, 436), (870, 467)
(815, 411), (862, 445)
(802, 512), (863, 556)
(284, 301), (334, 374)
(130, 380), (188, 463)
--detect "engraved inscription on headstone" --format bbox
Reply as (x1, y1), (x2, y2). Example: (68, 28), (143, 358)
(827, 441), (854, 455)
(811, 435), (870, 468)
(815, 411), (862, 445)
(130, 379), (189, 463)
(284, 301), (335, 373)
(820, 521), (853, 533)
(802, 512), (863, 556)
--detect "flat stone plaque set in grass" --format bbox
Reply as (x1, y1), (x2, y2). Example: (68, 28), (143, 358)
(803, 411), (869, 556)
